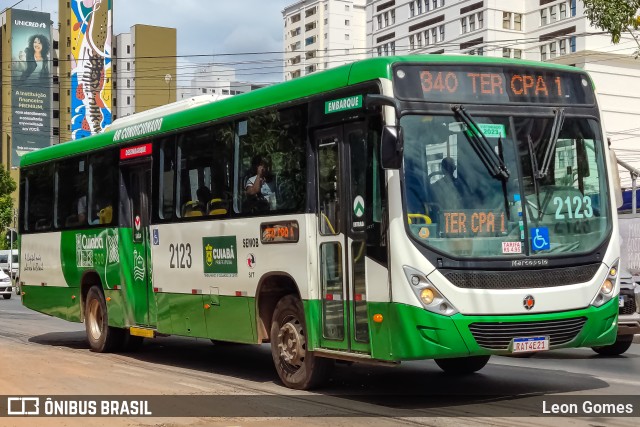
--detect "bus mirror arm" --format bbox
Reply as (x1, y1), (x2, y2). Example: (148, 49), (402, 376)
(381, 125), (403, 170)
(365, 95), (404, 170)
(365, 94), (401, 117)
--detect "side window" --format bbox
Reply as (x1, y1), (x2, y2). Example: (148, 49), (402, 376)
(89, 150), (118, 225)
(26, 164), (55, 232)
(236, 105), (307, 214)
(158, 136), (177, 220)
(177, 124), (233, 218)
(178, 128), (213, 218)
(366, 117), (387, 264)
(209, 124), (234, 216)
(55, 157), (87, 229)
(318, 134), (340, 235)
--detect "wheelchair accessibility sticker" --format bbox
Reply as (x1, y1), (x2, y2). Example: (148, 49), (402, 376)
(530, 227), (550, 251)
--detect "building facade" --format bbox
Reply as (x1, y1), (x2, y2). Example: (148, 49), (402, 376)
(176, 64), (264, 101)
(113, 24), (177, 119)
(283, 0), (367, 80)
(365, 0), (632, 59)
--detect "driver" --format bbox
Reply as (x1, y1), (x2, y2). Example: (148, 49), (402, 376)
(431, 157), (463, 209)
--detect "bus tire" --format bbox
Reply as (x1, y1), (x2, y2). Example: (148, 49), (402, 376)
(270, 294), (331, 390)
(435, 355), (491, 374)
(592, 335), (633, 356)
(3, 294), (11, 300)
(85, 286), (124, 353)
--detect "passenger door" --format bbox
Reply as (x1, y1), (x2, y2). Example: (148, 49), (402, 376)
(315, 123), (371, 354)
(119, 159), (156, 327)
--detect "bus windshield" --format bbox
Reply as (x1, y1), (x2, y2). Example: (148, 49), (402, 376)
(402, 113), (610, 258)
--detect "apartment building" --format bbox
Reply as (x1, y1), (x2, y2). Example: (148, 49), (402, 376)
(366, 0), (619, 59)
(283, 0), (367, 80)
(113, 25), (177, 119)
(177, 64), (265, 101)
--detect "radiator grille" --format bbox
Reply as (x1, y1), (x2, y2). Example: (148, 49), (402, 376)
(468, 317), (587, 351)
(620, 290), (637, 316)
(445, 264), (601, 290)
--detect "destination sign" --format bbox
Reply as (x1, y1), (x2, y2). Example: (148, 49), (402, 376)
(260, 221), (299, 244)
(120, 143), (152, 160)
(394, 65), (595, 105)
(441, 210), (507, 237)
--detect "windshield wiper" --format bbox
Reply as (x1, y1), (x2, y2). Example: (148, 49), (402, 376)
(535, 108), (565, 179)
(452, 105), (510, 181)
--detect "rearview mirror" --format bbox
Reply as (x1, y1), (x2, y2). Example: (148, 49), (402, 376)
(381, 125), (403, 170)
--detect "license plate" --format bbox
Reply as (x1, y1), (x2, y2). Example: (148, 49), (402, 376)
(512, 336), (549, 353)
(619, 296), (625, 307)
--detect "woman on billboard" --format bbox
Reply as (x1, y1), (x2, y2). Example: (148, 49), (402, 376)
(18, 34), (50, 85)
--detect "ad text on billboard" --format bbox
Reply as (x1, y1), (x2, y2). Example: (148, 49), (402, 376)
(11, 9), (52, 167)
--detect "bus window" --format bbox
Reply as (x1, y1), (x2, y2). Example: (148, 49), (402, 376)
(178, 128), (214, 218)
(55, 157), (88, 228)
(209, 124), (233, 216)
(236, 106), (307, 214)
(89, 150), (118, 225)
(158, 137), (176, 220)
(26, 164), (55, 231)
(318, 136), (340, 235)
(177, 124), (233, 218)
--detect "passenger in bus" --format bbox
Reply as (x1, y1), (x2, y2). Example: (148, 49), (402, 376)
(430, 157), (463, 210)
(245, 156), (277, 210)
(196, 186), (212, 213)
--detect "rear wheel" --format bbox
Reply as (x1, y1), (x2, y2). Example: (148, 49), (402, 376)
(85, 286), (124, 352)
(592, 335), (633, 356)
(3, 294), (10, 300)
(435, 355), (491, 374)
(270, 295), (331, 390)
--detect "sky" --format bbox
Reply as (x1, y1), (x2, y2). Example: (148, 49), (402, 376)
(7, 0), (293, 83)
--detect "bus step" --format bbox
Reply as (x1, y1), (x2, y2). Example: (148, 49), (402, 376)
(314, 348), (398, 366)
(129, 327), (156, 339)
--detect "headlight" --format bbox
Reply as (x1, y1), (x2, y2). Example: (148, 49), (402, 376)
(591, 260), (619, 307)
(420, 288), (435, 305)
(403, 266), (458, 316)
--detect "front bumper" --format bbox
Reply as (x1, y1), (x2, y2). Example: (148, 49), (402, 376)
(369, 297), (619, 361)
(618, 314), (640, 336)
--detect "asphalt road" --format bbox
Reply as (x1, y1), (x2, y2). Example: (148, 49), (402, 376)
(1, 294), (639, 427)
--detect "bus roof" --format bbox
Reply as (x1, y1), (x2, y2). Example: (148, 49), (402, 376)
(20, 55), (587, 168)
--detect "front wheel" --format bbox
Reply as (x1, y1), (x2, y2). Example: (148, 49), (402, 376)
(270, 295), (332, 390)
(85, 286), (124, 352)
(3, 294), (10, 300)
(435, 355), (491, 374)
(592, 335), (633, 356)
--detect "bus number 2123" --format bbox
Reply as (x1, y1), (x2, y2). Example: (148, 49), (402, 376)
(169, 243), (192, 269)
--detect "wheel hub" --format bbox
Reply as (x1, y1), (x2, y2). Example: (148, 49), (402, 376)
(277, 320), (305, 367)
(87, 299), (103, 341)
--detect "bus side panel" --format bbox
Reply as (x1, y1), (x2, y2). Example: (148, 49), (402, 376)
(59, 228), (122, 324)
(149, 216), (309, 343)
(20, 233), (80, 322)
(204, 295), (256, 343)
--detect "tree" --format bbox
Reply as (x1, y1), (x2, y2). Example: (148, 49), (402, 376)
(0, 167), (17, 250)
(582, 0), (640, 58)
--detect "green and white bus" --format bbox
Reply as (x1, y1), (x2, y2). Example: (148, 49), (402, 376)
(19, 56), (621, 389)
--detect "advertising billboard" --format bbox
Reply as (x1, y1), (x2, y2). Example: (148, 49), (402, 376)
(70, 0), (113, 139)
(11, 9), (52, 167)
